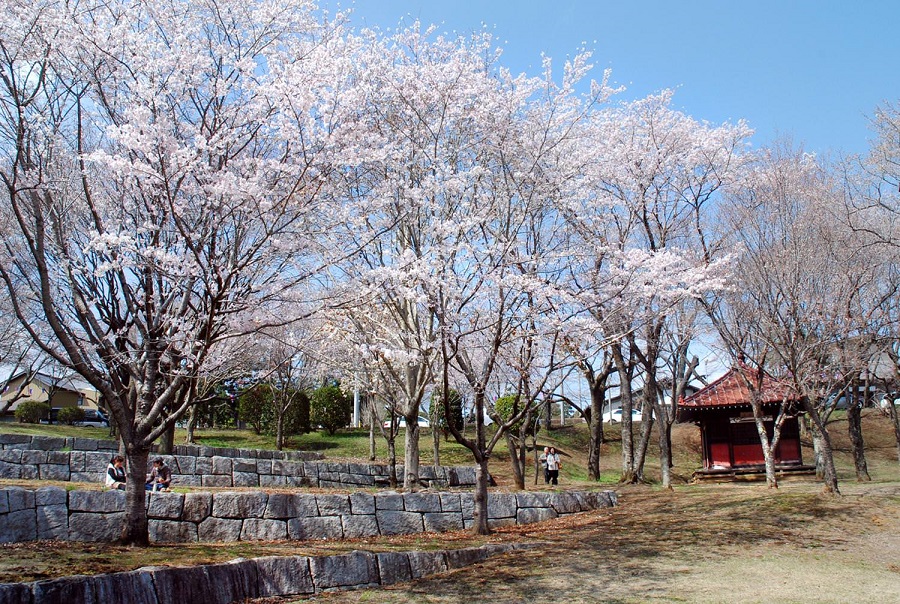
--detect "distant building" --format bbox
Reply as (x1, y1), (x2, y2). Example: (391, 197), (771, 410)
(1, 370), (102, 417)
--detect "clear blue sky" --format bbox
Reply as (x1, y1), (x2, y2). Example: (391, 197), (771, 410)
(323, 1), (900, 157)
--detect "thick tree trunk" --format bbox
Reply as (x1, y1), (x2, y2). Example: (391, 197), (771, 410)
(587, 384), (605, 481)
(805, 399), (840, 494)
(847, 401), (870, 481)
(506, 432), (525, 490)
(472, 458), (492, 535)
(122, 446), (151, 545)
(403, 420), (420, 490)
(629, 411), (654, 483)
(655, 403), (673, 489)
(185, 405), (198, 444)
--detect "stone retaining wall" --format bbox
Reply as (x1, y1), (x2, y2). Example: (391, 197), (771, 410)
(0, 543), (532, 604)
(0, 486), (616, 544)
(0, 434), (472, 489)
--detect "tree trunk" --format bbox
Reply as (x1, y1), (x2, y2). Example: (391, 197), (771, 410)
(369, 413), (376, 461)
(629, 410), (654, 483)
(122, 446), (151, 545)
(403, 420), (420, 490)
(472, 458), (492, 535)
(587, 383), (605, 481)
(387, 437), (398, 488)
(275, 412), (285, 451)
(158, 422), (175, 455)
(543, 397), (552, 431)
(506, 432), (525, 490)
(805, 399), (840, 494)
(611, 345), (635, 480)
(654, 403), (673, 489)
(887, 401), (900, 464)
(432, 425), (441, 470)
(185, 405), (198, 444)
(847, 400), (870, 481)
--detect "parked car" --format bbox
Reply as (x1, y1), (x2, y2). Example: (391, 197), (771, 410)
(382, 417), (431, 428)
(75, 408), (110, 428)
(601, 408), (643, 424)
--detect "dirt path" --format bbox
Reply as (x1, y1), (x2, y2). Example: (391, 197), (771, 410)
(294, 481), (900, 604)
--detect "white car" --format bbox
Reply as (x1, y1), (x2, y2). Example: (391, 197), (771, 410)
(382, 417), (431, 428)
(601, 408), (643, 424)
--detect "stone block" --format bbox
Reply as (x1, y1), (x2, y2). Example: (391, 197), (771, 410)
(147, 492), (184, 520)
(19, 465), (38, 480)
(404, 492), (442, 513)
(340, 472), (374, 486)
(341, 514), (379, 539)
(349, 492), (375, 515)
(408, 550), (448, 578)
(550, 491), (582, 514)
(423, 512), (464, 533)
(198, 517), (243, 542)
(71, 437), (98, 451)
(36, 504), (69, 540)
(212, 492), (267, 519)
(0, 461), (21, 480)
(439, 492), (462, 512)
(21, 450), (48, 465)
(516, 491), (553, 508)
(375, 552), (412, 585)
(240, 518), (287, 541)
(0, 509), (37, 543)
(146, 565), (210, 604)
(47, 450), (70, 464)
(183, 493), (212, 523)
(172, 455), (196, 475)
(254, 556), (314, 597)
(271, 460), (305, 476)
(0, 450), (23, 464)
(32, 575), (95, 604)
(30, 436), (66, 451)
(0, 491), (6, 514)
(232, 472), (259, 488)
(0, 434), (30, 445)
(374, 491), (404, 511)
(173, 474), (201, 487)
(487, 493), (517, 519)
(263, 493), (295, 519)
(309, 551), (378, 591)
(201, 474), (232, 488)
(95, 439), (119, 451)
(445, 546), (491, 569)
(301, 462), (319, 479)
(195, 457), (212, 475)
(84, 452), (110, 472)
(6, 487), (35, 512)
(211, 456), (233, 475)
(321, 462), (348, 474)
(255, 460), (273, 475)
(517, 507), (558, 525)
(287, 516), (343, 541)
(315, 494), (350, 516)
(292, 494), (320, 517)
(459, 493), (474, 520)
(149, 519), (198, 543)
(39, 464), (71, 481)
(69, 489), (124, 513)
(346, 462), (370, 476)
(69, 451), (86, 472)
(375, 510), (423, 536)
(259, 475), (299, 488)
(68, 512), (124, 542)
(232, 458), (257, 473)
(91, 568), (159, 604)
(0, 582), (33, 604)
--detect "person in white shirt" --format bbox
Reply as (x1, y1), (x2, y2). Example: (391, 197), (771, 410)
(545, 447), (561, 486)
(105, 455), (126, 490)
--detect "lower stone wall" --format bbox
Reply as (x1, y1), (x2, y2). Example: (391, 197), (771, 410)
(0, 486), (616, 544)
(0, 543), (532, 604)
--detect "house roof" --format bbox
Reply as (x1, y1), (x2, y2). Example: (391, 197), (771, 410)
(677, 364), (797, 420)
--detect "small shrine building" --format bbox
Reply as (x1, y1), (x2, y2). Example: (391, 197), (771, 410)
(677, 365), (814, 479)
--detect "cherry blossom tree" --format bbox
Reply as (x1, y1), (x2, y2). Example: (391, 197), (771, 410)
(0, 0), (356, 544)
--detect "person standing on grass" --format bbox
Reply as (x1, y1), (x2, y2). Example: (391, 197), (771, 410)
(105, 455), (126, 490)
(545, 447), (561, 486)
(539, 446), (551, 484)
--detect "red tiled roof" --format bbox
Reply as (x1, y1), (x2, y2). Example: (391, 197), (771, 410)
(680, 365), (797, 410)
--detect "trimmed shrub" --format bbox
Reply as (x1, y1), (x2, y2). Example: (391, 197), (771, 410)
(310, 384), (352, 435)
(57, 406), (86, 425)
(14, 401), (51, 424)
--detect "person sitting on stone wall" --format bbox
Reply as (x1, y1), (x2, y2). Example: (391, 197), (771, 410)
(145, 457), (172, 491)
(105, 455), (126, 491)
